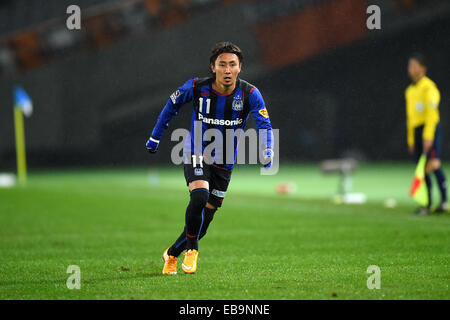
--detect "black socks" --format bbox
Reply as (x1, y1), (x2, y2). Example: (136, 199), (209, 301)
(425, 174), (432, 209)
(198, 207), (216, 240)
(168, 200), (217, 257)
(424, 169), (448, 209)
(185, 188), (209, 250)
(434, 169), (448, 203)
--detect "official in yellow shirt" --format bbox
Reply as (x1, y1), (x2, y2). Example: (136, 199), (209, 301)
(405, 53), (447, 213)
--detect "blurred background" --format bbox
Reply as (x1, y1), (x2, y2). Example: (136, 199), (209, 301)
(1, 1), (449, 301)
(0, 0), (449, 169)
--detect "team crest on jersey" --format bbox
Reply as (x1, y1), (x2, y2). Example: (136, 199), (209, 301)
(170, 90), (180, 104)
(232, 95), (243, 111)
(415, 102), (424, 113)
(194, 168), (203, 176)
(259, 108), (269, 118)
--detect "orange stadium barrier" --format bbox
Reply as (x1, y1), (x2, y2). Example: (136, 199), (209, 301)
(253, 0), (367, 69)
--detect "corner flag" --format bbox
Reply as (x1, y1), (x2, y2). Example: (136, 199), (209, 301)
(13, 86), (33, 185)
(409, 154), (428, 206)
(14, 86), (33, 117)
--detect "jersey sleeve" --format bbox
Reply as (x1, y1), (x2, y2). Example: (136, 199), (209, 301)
(405, 89), (414, 147)
(248, 87), (273, 150)
(151, 78), (196, 140)
(422, 84), (440, 141)
(406, 120), (414, 147)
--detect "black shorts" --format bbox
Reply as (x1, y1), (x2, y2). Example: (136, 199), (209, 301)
(184, 162), (233, 208)
(413, 123), (442, 162)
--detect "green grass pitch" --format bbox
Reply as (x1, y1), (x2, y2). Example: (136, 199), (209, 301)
(0, 163), (449, 300)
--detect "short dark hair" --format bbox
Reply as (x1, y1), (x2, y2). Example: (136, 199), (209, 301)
(209, 42), (243, 66)
(409, 52), (427, 68)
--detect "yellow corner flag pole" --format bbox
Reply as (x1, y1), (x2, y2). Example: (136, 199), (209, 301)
(14, 106), (27, 185)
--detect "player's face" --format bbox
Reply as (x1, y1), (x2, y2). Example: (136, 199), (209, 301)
(211, 53), (241, 87)
(408, 58), (426, 81)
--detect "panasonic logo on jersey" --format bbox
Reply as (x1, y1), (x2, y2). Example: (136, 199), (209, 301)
(198, 114), (243, 126)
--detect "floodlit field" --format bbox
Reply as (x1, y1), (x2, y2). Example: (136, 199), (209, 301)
(0, 163), (449, 299)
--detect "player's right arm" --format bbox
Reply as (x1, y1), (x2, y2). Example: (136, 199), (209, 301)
(406, 118), (414, 154)
(146, 78), (196, 153)
(405, 88), (414, 154)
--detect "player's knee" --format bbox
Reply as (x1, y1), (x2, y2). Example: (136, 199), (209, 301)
(427, 159), (441, 172)
(207, 195), (224, 209)
(190, 188), (209, 211)
(433, 160), (441, 170)
(205, 202), (217, 210)
(204, 206), (217, 215)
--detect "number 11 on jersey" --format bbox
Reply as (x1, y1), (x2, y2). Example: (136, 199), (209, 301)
(199, 97), (211, 114)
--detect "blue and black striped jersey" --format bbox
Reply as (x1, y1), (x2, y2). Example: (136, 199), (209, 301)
(151, 77), (273, 169)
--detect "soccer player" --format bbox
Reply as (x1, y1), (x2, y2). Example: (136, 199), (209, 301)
(146, 42), (274, 274)
(405, 53), (448, 214)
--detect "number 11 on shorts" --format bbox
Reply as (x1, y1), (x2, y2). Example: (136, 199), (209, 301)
(192, 155), (204, 168)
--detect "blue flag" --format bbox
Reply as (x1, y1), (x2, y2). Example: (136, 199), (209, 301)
(14, 86), (33, 117)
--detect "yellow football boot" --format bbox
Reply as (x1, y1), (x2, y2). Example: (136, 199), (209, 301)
(182, 249), (199, 274)
(162, 248), (177, 275)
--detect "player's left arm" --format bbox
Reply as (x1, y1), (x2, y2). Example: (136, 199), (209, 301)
(422, 84), (440, 153)
(248, 87), (274, 168)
